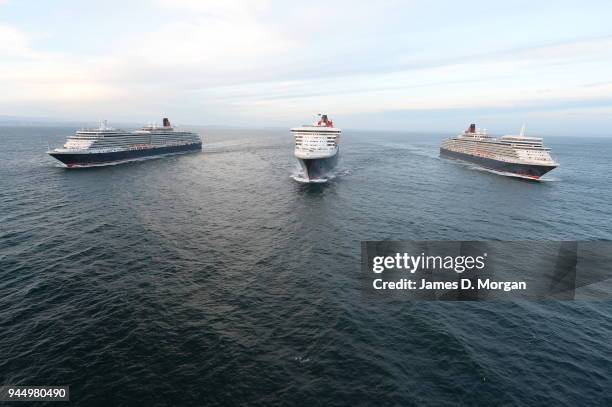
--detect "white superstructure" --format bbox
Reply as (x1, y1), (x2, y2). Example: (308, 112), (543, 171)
(441, 124), (557, 166)
(291, 115), (341, 160)
(54, 118), (201, 154)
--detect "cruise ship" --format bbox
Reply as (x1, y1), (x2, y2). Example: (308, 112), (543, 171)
(48, 118), (202, 168)
(440, 124), (558, 180)
(291, 114), (341, 182)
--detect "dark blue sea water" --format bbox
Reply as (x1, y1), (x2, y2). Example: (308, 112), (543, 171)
(1, 126), (611, 406)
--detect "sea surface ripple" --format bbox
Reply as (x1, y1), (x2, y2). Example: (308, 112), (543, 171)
(1, 126), (611, 406)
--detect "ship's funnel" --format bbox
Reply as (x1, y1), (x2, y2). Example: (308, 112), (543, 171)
(468, 123), (476, 133)
(163, 117), (171, 127)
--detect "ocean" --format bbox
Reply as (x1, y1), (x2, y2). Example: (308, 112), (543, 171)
(1, 126), (611, 406)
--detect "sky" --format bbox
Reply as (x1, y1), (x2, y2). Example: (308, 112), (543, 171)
(1, 0), (612, 135)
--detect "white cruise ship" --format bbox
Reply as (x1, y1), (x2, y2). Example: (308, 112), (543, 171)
(440, 124), (558, 180)
(291, 114), (341, 182)
(48, 118), (202, 168)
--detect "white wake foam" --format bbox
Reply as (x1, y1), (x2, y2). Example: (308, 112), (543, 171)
(471, 165), (544, 181)
(290, 165), (350, 184)
(290, 174), (329, 183)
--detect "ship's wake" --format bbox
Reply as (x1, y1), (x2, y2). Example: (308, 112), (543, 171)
(537, 176), (560, 182)
(442, 156), (553, 182)
(291, 174), (329, 183)
(471, 165), (548, 182)
(379, 142), (439, 160)
(290, 165), (350, 184)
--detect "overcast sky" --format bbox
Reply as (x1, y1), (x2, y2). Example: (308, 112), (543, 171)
(2, 0), (612, 134)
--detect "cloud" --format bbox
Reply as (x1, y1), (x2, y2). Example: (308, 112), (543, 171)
(154, 0), (270, 17)
(0, 23), (123, 109)
(0, 0), (296, 118)
(90, 0), (297, 93)
(178, 35), (612, 124)
(0, 24), (35, 57)
(1, 1), (612, 130)
(121, 17), (295, 77)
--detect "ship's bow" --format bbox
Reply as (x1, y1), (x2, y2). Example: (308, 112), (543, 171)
(296, 151), (339, 181)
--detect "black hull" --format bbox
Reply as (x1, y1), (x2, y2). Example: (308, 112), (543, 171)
(297, 153), (339, 181)
(440, 148), (557, 180)
(49, 143), (202, 168)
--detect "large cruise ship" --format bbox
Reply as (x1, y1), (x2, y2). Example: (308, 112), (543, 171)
(48, 118), (202, 168)
(291, 114), (341, 182)
(440, 124), (558, 180)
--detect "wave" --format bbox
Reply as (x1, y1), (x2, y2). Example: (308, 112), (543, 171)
(291, 175), (329, 183)
(377, 142), (440, 160)
(470, 166), (547, 182)
(443, 158), (553, 182)
(290, 165), (351, 184)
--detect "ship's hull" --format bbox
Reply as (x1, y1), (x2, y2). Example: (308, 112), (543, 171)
(440, 148), (556, 180)
(296, 151), (339, 181)
(49, 142), (202, 168)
